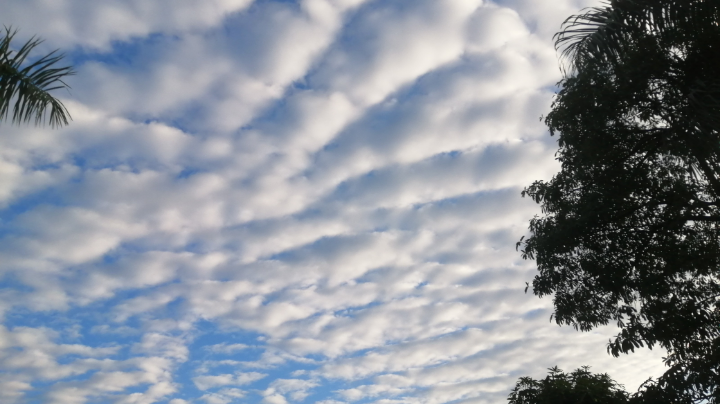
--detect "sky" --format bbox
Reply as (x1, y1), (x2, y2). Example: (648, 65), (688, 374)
(0, 1), (669, 403)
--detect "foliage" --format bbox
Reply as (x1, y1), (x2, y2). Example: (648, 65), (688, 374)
(507, 366), (696, 404)
(508, 366), (629, 404)
(0, 26), (74, 128)
(517, 0), (720, 401)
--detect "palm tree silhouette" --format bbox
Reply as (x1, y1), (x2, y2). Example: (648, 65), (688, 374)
(554, 0), (720, 73)
(0, 26), (75, 128)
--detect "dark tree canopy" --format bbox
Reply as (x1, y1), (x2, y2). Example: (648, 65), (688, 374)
(508, 366), (692, 404)
(517, 0), (720, 401)
(0, 26), (74, 128)
(508, 366), (630, 404)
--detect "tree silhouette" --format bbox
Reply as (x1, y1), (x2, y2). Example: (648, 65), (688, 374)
(508, 366), (630, 404)
(517, 0), (720, 401)
(0, 26), (74, 128)
(508, 366), (693, 404)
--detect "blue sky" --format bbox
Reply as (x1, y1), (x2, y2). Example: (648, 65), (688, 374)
(1, 1), (667, 403)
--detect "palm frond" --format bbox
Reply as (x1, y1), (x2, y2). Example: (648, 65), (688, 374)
(0, 26), (75, 128)
(554, 0), (720, 75)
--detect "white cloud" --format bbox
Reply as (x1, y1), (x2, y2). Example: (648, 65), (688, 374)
(0, 378), (32, 404)
(193, 371), (267, 390)
(206, 342), (250, 354)
(132, 333), (189, 362)
(1, 0), (255, 50)
(198, 385), (249, 403)
(262, 394), (289, 404)
(43, 357), (180, 404)
(70, 0), (370, 133)
(0, 325), (120, 381)
(264, 378), (320, 401)
(315, 0), (483, 106)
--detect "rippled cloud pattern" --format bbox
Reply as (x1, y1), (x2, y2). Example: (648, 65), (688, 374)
(0, 1), (666, 403)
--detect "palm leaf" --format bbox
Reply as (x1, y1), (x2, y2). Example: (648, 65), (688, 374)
(0, 26), (75, 128)
(555, 0), (720, 75)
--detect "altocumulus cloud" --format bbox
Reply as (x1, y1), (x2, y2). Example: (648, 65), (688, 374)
(0, 0), (666, 403)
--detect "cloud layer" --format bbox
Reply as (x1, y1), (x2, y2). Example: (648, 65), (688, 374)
(1, 1), (667, 403)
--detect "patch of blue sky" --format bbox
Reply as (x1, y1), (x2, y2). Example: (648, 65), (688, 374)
(175, 240), (211, 255)
(265, 233), (362, 265)
(0, 274), (35, 293)
(291, 78), (311, 91)
(175, 340), (326, 401)
(67, 36), (208, 134)
(66, 33), (174, 69)
(428, 250), (473, 265)
(251, 0), (303, 10)
(443, 150), (463, 159)
(149, 115), (202, 138)
(315, 0), (390, 62)
(174, 167), (205, 180)
(371, 224), (390, 233)
(3, 304), (141, 349)
(187, 320), (265, 354)
(65, 153), (146, 172)
(405, 187), (507, 212)
(330, 299), (385, 318)
(175, 327), (266, 380)
(323, 177), (364, 201)
(0, 191), (68, 234)
(19, 382), (71, 404)
(522, 308), (549, 321)
(244, 99), (295, 139)
(3, 277), (178, 335)
(313, 378), (387, 404)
